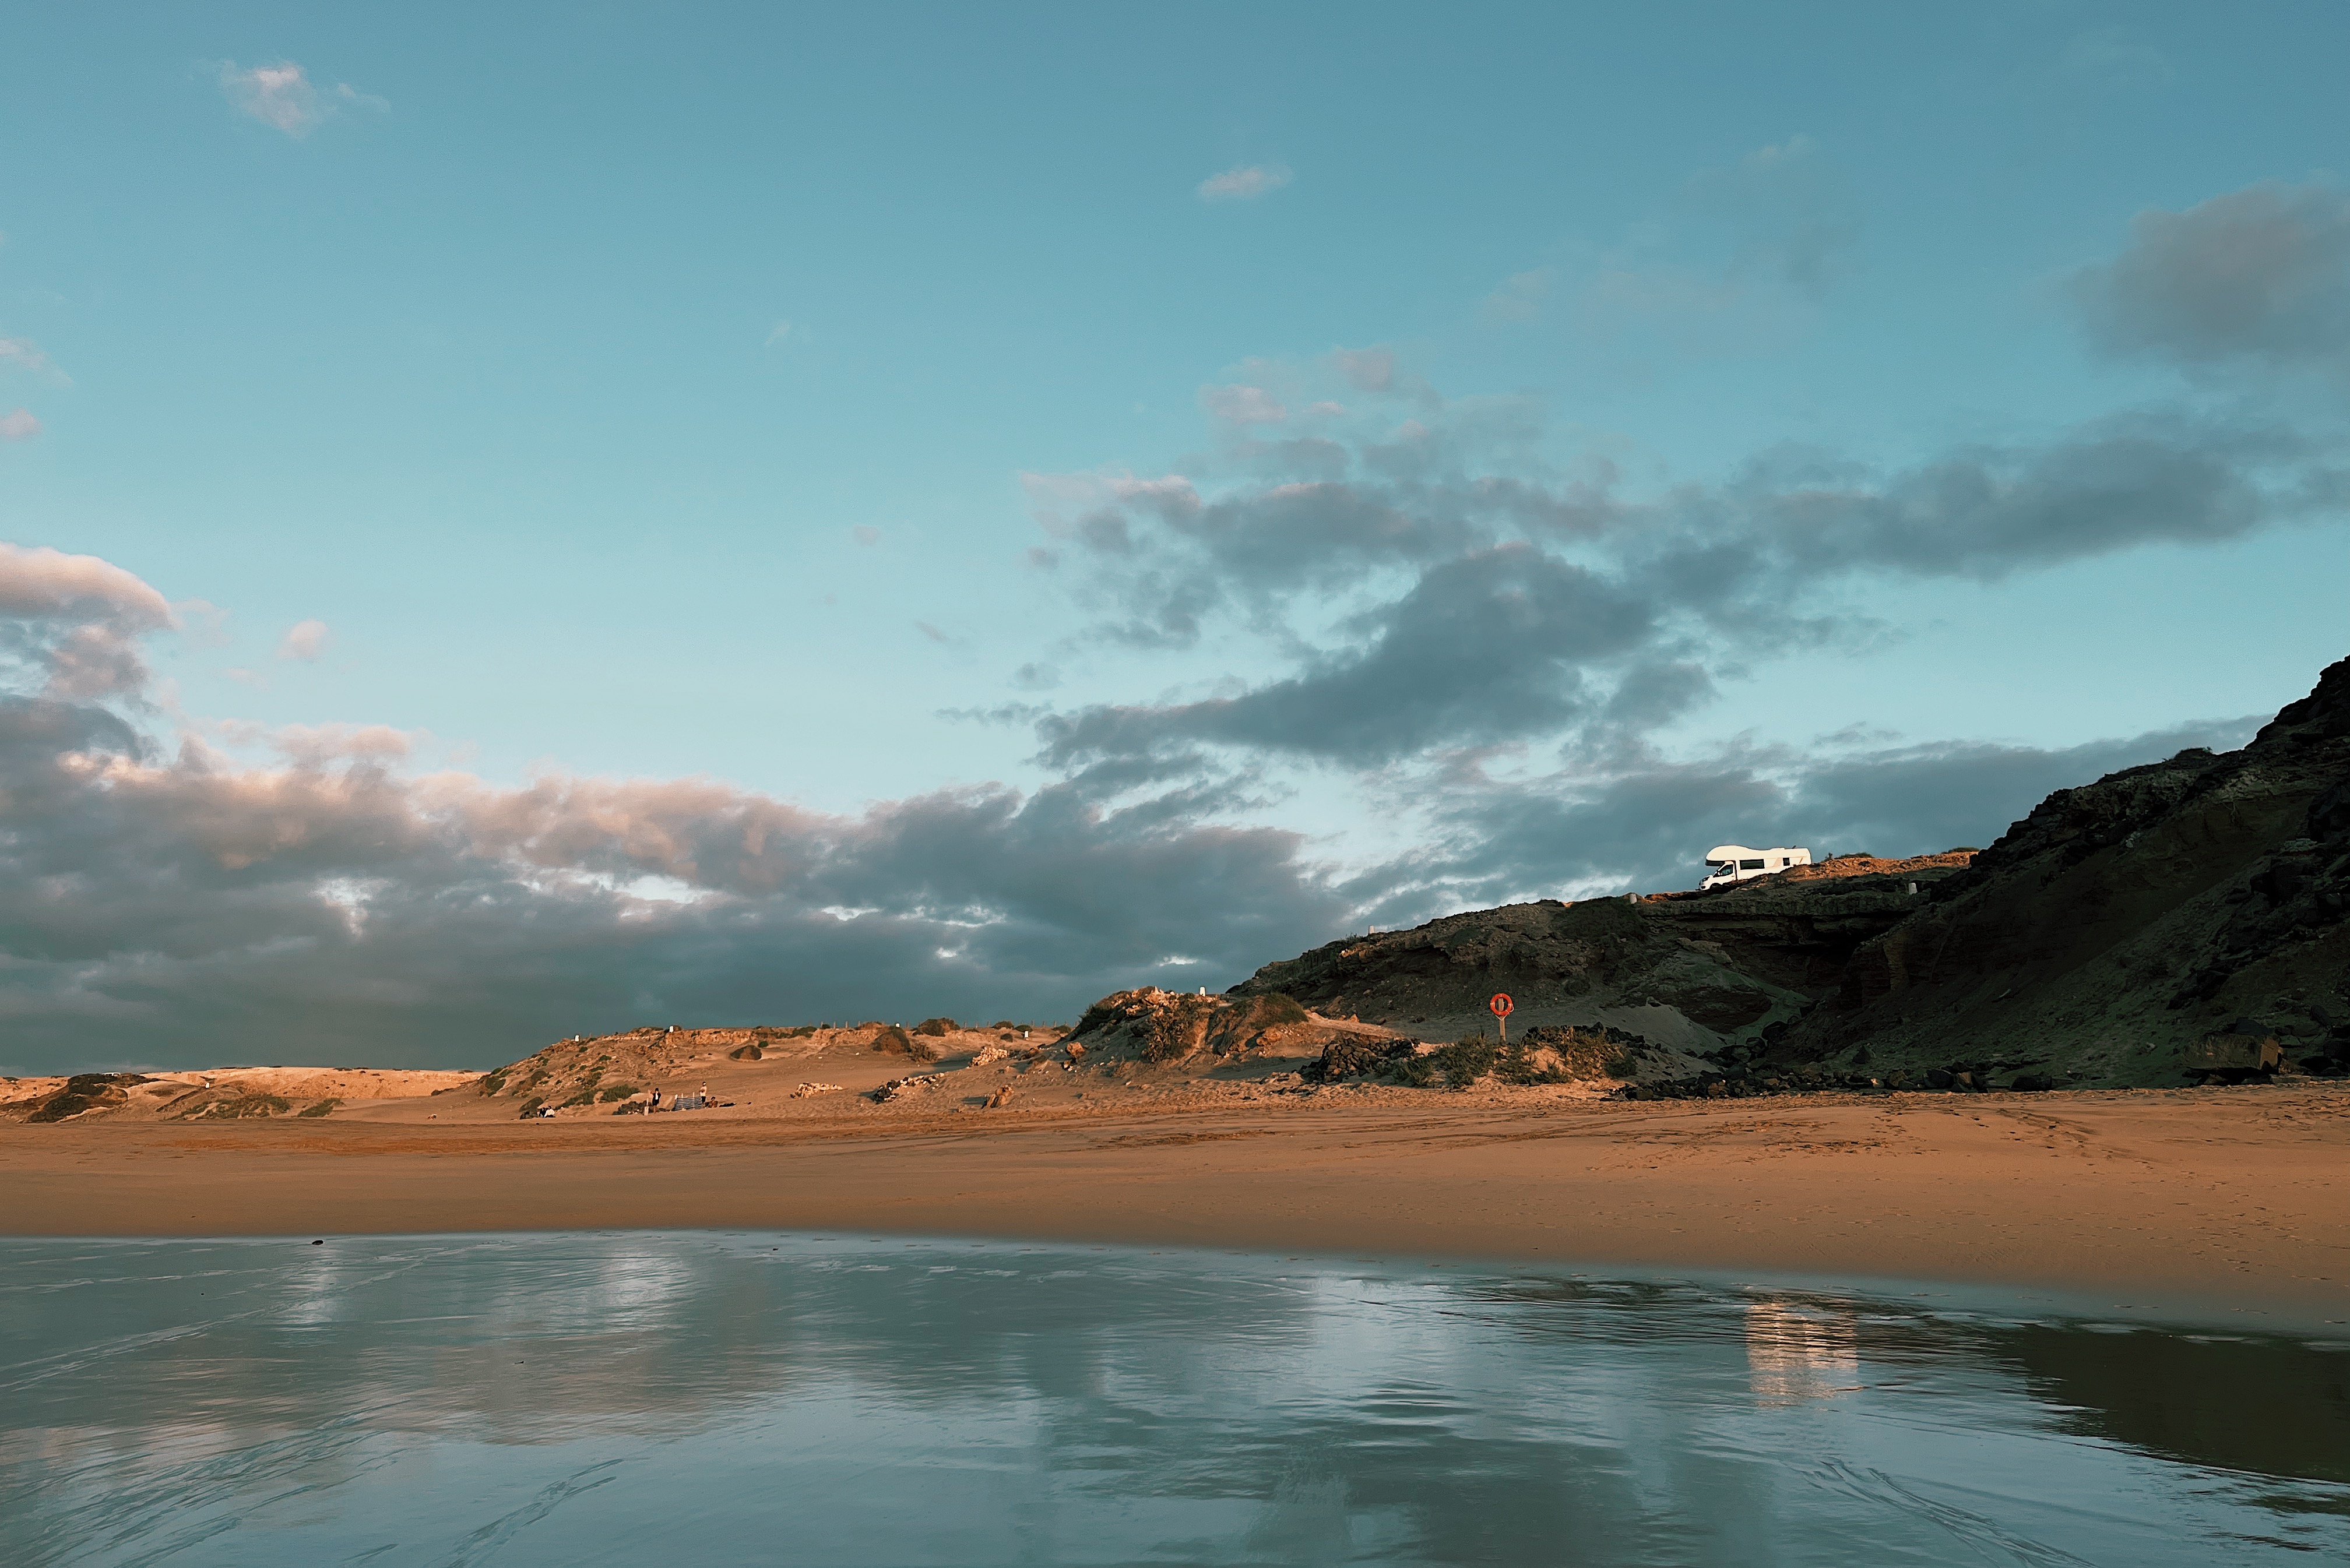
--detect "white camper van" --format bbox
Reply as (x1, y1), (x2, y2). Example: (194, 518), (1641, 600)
(1700, 845), (1811, 890)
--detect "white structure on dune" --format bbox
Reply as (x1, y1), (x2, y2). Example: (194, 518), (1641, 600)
(1700, 844), (1812, 890)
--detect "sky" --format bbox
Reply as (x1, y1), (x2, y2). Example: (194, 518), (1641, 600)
(3, 2), (2347, 1073)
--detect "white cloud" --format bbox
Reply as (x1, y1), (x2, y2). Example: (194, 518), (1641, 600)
(766, 320), (793, 347)
(0, 408), (38, 442)
(852, 525), (882, 546)
(1197, 164), (1292, 202)
(276, 618), (330, 661)
(0, 337), (66, 382)
(219, 61), (384, 139)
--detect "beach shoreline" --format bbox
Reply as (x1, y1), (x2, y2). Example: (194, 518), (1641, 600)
(7, 1083), (2345, 1332)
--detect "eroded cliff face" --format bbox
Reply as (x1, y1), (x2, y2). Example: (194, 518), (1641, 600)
(1226, 854), (1974, 1058)
(1226, 657), (2350, 1090)
(1773, 657), (2350, 1086)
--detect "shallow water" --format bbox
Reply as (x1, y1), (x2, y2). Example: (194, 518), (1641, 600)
(1, 1235), (2344, 1566)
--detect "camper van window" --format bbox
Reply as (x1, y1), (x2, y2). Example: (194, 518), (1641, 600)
(1779, 857), (1790, 866)
(1739, 859), (1765, 870)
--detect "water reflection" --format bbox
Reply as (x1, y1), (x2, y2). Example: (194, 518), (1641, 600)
(1743, 1302), (1860, 1407)
(1, 1235), (2343, 1566)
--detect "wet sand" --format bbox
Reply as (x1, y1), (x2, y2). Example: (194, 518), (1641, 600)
(6, 1084), (2345, 1329)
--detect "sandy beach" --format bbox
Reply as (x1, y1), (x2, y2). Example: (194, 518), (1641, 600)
(7, 1082), (2344, 1330)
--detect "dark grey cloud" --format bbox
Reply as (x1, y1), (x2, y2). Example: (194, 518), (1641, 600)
(1375, 717), (2264, 917)
(1038, 546), (1659, 767)
(1024, 392), (2329, 769)
(1684, 410), (2320, 584)
(0, 572), (1353, 1074)
(2067, 182), (2350, 369)
(0, 690), (1353, 1075)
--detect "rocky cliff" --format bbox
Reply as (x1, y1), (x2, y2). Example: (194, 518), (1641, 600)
(1226, 852), (1975, 1058)
(1771, 656), (2350, 1086)
(1227, 657), (2350, 1090)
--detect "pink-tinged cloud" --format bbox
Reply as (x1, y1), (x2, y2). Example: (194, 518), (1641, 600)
(0, 542), (175, 699)
(0, 408), (38, 441)
(269, 722), (418, 766)
(1197, 164), (1292, 202)
(0, 543), (173, 627)
(276, 618), (331, 661)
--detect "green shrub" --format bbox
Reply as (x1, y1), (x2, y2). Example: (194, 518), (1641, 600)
(1517, 1025), (1637, 1080)
(913, 1017), (956, 1037)
(192, 1093), (293, 1119)
(1437, 1036), (1500, 1089)
(1254, 992), (1308, 1025)
(872, 1024), (936, 1062)
(1389, 1051), (1438, 1088)
(595, 1083), (639, 1102)
(297, 1099), (339, 1118)
(515, 1096), (545, 1118)
(479, 1072), (508, 1096)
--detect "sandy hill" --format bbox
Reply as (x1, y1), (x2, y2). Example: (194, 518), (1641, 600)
(0, 1066), (483, 1125)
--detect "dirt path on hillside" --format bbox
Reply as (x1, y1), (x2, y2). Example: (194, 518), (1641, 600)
(5, 1086), (2344, 1329)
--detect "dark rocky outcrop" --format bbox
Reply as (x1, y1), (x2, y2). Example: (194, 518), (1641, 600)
(1772, 655), (2350, 1087)
(1226, 856), (1972, 1060)
(1225, 656), (2350, 1091)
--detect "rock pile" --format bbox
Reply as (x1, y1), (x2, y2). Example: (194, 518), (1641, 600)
(870, 1073), (944, 1104)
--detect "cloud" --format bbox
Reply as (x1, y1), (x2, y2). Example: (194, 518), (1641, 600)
(0, 409), (37, 442)
(766, 320), (793, 347)
(2058, 26), (2175, 90)
(1200, 383), (1287, 425)
(1018, 350), (2338, 768)
(1398, 717), (2263, 910)
(218, 61), (384, 139)
(275, 618), (330, 662)
(0, 337), (67, 382)
(1197, 164), (1292, 202)
(852, 525), (882, 546)
(1481, 269), (1551, 323)
(0, 552), (1366, 1072)
(1039, 544), (1662, 767)
(0, 542), (176, 699)
(1557, 136), (1859, 351)
(2067, 181), (2350, 371)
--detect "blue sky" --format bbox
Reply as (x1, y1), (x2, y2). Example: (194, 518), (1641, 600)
(3, 3), (2347, 1069)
